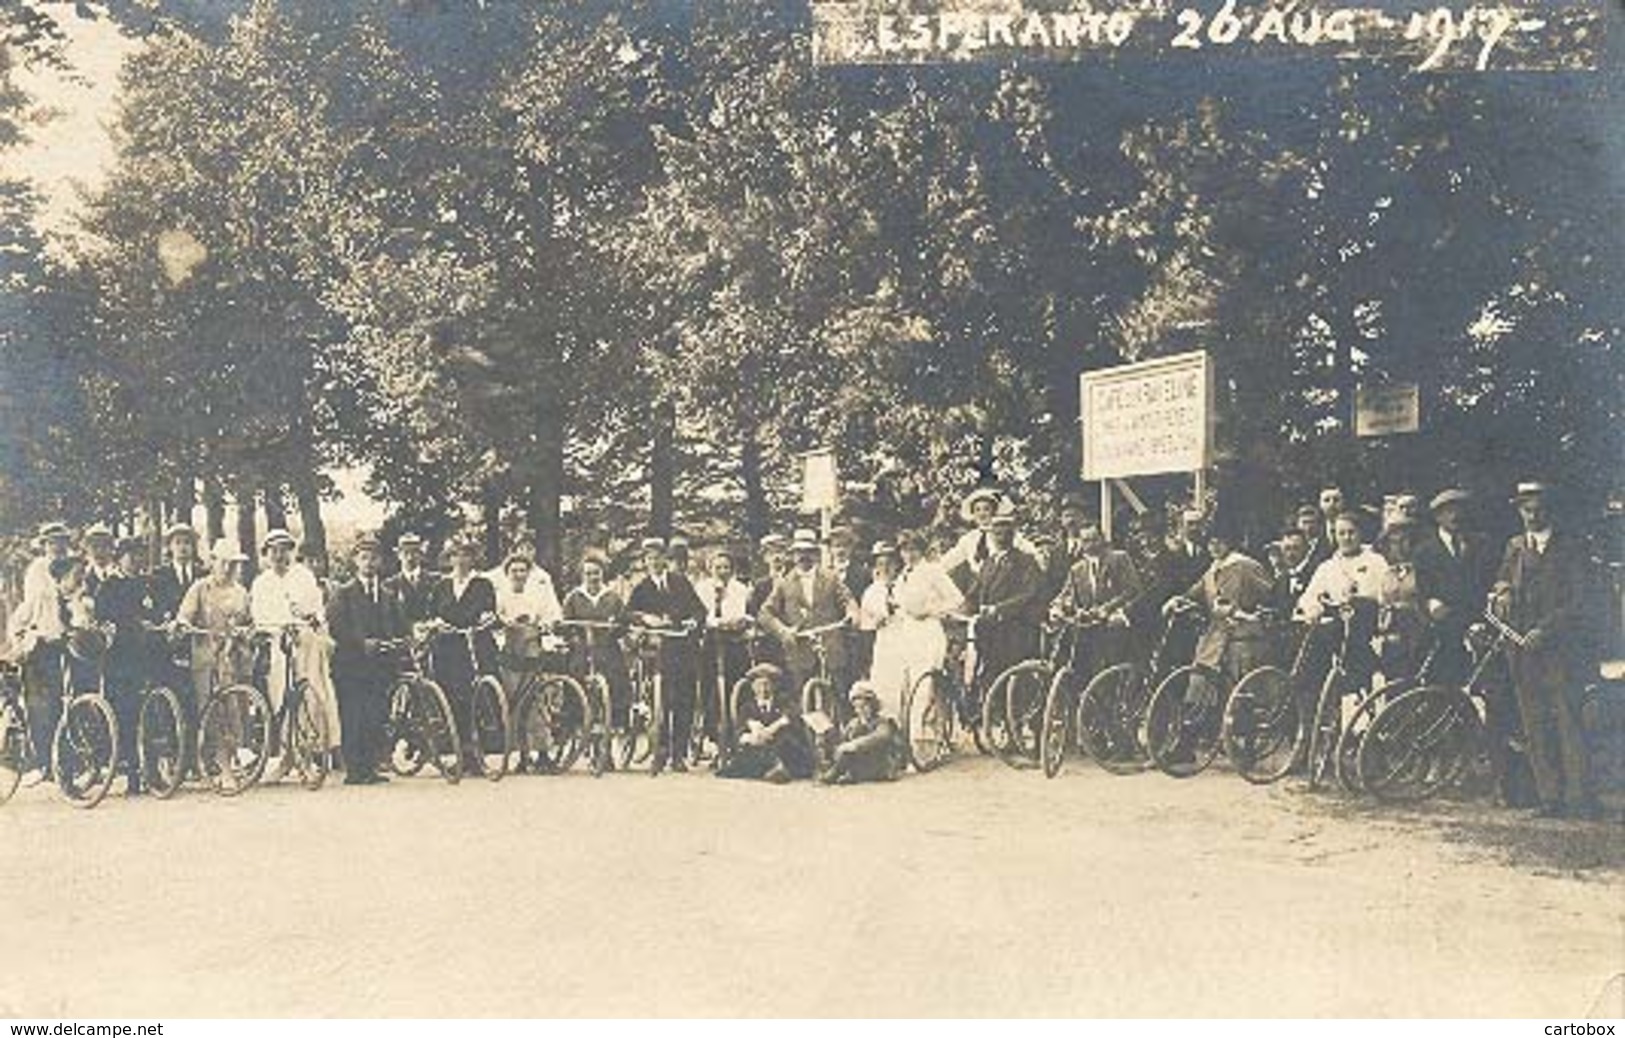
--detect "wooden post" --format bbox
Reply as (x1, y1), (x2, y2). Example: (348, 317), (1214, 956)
(1100, 480), (1114, 544)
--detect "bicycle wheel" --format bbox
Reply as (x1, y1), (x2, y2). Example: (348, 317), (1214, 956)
(199, 684), (271, 796)
(583, 674), (610, 777)
(0, 701), (27, 803)
(286, 682), (328, 791)
(137, 686), (187, 800)
(1358, 685), (1481, 803)
(1076, 663), (1151, 774)
(1222, 665), (1301, 785)
(54, 694), (118, 809)
(1305, 667), (1345, 790)
(468, 676), (513, 781)
(802, 677), (836, 720)
(528, 676), (591, 774)
(984, 661), (1048, 768)
(416, 679), (463, 784)
(901, 669), (955, 773)
(1145, 664), (1227, 778)
(1333, 682), (1412, 794)
(1040, 667), (1076, 779)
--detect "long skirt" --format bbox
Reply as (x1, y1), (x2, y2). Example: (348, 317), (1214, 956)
(868, 617), (947, 720)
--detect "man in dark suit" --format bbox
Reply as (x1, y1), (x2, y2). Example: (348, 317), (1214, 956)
(1414, 489), (1493, 681)
(149, 523), (204, 728)
(1293, 503), (1333, 569)
(757, 530), (857, 714)
(1492, 482), (1597, 818)
(386, 532), (437, 625)
(626, 537), (707, 773)
(96, 537), (157, 795)
(327, 535), (406, 784)
(966, 504), (1047, 690)
(1041, 494), (1093, 605)
(1051, 520), (1142, 679)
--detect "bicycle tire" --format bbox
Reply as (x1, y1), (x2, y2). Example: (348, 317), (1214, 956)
(541, 676), (592, 773)
(1145, 664), (1226, 778)
(1306, 665), (1345, 790)
(1039, 667), (1075, 779)
(468, 676), (512, 781)
(199, 683), (271, 796)
(386, 680), (429, 777)
(584, 674), (611, 777)
(985, 661), (1049, 769)
(801, 677), (836, 721)
(54, 694), (118, 809)
(287, 681), (328, 791)
(417, 679), (463, 784)
(648, 674), (667, 773)
(901, 669), (955, 773)
(0, 701), (27, 803)
(1358, 685), (1481, 803)
(1076, 662), (1152, 775)
(137, 685), (187, 800)
(1221, 665), (1301, 786)
(1333, 681), (1413, 794)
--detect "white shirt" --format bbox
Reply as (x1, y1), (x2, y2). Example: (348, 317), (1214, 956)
(693, 577), (751, 627)
(858, 579), (900, 632)
(1525, 529), (1551, 556)
(22, 555), (57, 606)
(250, 563), (325, 629)
(496, 577), (563, 627)
(897, 561), (964, 621)
(941, 528), (1040, 574)
(1297, 548), (1391, 621)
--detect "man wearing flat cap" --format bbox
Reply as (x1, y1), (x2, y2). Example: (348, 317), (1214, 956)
(1491, 482), (1598, 817)
(626, 536), (707, 772)
(326, 535), (405, 784)
(151, 523), (203, 627)
(81, 523), (118, 597)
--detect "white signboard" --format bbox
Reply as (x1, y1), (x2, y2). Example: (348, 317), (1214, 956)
(1355, 383), (1421, 437)
(1081, 350), (1213, 480)
(801, 448), (840, 512)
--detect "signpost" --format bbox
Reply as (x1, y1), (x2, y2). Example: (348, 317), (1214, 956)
(1355, 383), (1421, 438)
(800, 447), (841, 550)
(1080, 350), (1214, 540)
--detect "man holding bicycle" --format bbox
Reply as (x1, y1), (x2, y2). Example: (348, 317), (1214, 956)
(757, 530), (856, 709)
(1050, 519), (1141, 681)
(965, 503), (1045, 693)
(1491, 482), (1598, 819)
(327, 535), (406, 785)
(626, 536), (706, 773)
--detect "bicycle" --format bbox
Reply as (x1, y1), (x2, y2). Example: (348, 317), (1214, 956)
(985, 616), (1087, 770)
(176, 622), (273, 797)
(1219, 619), (1315, 786)
(419, 618), (513, 781)
(1330, 636), (1441, 794)
(0, 660), (36, 804)
(382, 633), (463, 784)
(120, 620), (190, 801)
(510, 620), (602, 777)
(1035, 610), (1118, 778)
(1354, 609), (1516, 803)
(797, 618), (850, 722)
(256, 623), (330, 791)
(51, 633), (120, 809)
(1143, 602), (1284, 779)
(1300, 601), (1377, 791)
(621, 623), (692, 774)
(1072, 602), (1202, 776)
(695, 621), (755, 769)
(898, 612), (982, 772)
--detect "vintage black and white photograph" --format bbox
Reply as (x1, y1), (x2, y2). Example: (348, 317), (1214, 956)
(0, 0), (1620, 1022)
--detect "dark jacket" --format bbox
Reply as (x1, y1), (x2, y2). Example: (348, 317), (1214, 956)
(327, 576), (408, 678)
(386, 568), (439, 626)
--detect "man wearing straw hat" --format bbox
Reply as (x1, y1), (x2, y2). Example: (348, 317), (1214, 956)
(758, 529), (856, 710)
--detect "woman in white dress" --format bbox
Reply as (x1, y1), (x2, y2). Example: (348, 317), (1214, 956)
(865, 532), (965, 719)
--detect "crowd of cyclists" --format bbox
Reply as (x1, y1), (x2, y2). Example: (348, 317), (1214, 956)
(1, 476), (1616, 819)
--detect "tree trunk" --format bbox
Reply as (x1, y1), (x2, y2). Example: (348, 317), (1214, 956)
(203, 478), (226, 543)
(233, 478), (259, 580)
(741, 420), (769, 543)
(171, 477), (197, 534)
(481, 481), (504, 571)
(145, 495), (163, 568)
(262, 484), (288, 532)
(529, 405), (567, 575)
(292, 475), (328, 571)
(650, 397), (676, 537)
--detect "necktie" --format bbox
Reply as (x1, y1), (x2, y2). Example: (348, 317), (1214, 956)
(713, 586), (724, 619)
(975, 533), (989, 564)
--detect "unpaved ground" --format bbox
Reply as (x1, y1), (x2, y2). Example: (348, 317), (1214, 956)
(1, 757), (1619, 1018)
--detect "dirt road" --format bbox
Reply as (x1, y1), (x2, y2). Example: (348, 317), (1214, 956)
(1, 758), (1619, 1018)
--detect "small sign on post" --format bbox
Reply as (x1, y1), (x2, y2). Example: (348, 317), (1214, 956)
(1355, 383), (1421, 437)
(801, 448), (840, 514)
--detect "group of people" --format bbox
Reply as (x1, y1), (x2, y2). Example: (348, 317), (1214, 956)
(3, 476), (1610, 816)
